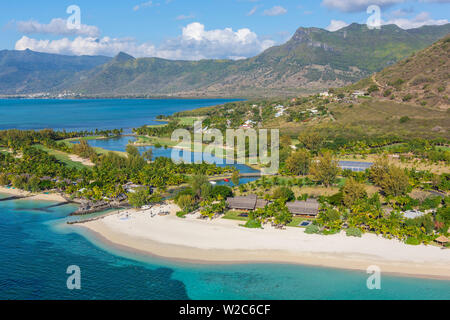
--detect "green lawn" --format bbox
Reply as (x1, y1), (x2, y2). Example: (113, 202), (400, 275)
(222, 210), (249, 221)
(175, 116), (205, 126)
(63, 135), (106, 142)
(287, 216), (312, 228)
(33, 145), (87, 169)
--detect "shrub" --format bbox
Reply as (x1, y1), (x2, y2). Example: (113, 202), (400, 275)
(327, 192), (343, 206)
(272, 186), (295, 202)
(176, 211), (187, 218)
(305, 224), (320, 234)
(322, 229), (340, 235)
(399, 116), (410, 123)
(244, 219), (262, 229)
(405, 237), (420, 245)
(368, 84), (379, 93)
(346, 227), (363, 237)
(210, 185), (233, 200)
(176, 194), (196, 212)
(402, 94), (413, 102)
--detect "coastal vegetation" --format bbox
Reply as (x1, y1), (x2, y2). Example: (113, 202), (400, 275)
(0, 128), (233, 210)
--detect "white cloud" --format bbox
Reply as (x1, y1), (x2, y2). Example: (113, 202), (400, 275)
(322, 0), (404, 12)
(133, 1), (158, 11)
(247, 6), (258, 16)
(383, 11), (449, 29)
(263, 6), (287, 16)
(326, 20), (349, 31)
(15, 36), (157, 57)
(16, 18), (100, 37)
(14, 22), (275, 60)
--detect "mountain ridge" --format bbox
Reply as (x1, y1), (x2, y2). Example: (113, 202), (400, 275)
(1, 23), (449, 97)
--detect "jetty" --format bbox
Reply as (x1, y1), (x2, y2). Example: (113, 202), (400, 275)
(67, 210), (120, 225)
(0, 195), (30, 202)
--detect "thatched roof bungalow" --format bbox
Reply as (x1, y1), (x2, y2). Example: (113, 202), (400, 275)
(226, 195), (269, 211)
(286, 199), (320, 217)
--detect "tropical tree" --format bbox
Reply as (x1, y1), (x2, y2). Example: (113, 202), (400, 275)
(298, 130), (324, 152)
(342, 178), (367, 207)
(231, 170), (240, 185)
(128, 187), (150, 208)
(189, 174), (209, 199)
(310, 152), (340, 187)
(272, 186), (295, 202)
(285, 149), (311, 176)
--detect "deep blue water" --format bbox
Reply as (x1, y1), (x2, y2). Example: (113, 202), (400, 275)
(1, 197), (449, 300)
(0, 99), (237, 132)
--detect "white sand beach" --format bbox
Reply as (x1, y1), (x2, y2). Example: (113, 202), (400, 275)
(0, 186), (67, 202)
(80, 206), (450, 279)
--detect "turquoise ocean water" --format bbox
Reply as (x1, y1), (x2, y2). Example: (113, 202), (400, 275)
(0, 99), (449, 299)
(0, 198), (449, 300)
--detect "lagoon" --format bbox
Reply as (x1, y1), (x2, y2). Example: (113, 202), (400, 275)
(1, 197), (449, 300)
(85, 135), (260, 186)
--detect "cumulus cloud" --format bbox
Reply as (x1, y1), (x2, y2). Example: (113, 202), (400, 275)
(14, 22), (275, 60)
(263, 6), (287, 16)
(383, 11), (448, 29)
(16, 18), (100, 37)
(322, 0), (404, 12)
(326, 20), (349, 31)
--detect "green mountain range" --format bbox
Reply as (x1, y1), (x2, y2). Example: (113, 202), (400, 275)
(0, 49), (111, 94)
(1, 23), (449, 97)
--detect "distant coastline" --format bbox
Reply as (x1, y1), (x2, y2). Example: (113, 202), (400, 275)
(0, 95), (247, 101)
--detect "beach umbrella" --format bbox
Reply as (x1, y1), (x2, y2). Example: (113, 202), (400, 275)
(435, 236), (449, 245)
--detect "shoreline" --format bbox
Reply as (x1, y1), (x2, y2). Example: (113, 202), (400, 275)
(0, 186), (67, 202)
(77, 209), (450, 280)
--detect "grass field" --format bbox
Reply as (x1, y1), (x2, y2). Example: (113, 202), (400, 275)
(287, 216), (311, 228)
(222, 210), (249, 221)
(33, 145), (87, 169)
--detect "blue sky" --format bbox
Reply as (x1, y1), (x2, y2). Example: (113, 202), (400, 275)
(1, 0), (449, 59)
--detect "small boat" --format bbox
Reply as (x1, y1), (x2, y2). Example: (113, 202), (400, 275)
(210, 181), (217, 185)
(224, 179), (229, 182)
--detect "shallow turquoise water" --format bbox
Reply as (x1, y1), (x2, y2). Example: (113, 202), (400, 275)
(0, 197), (449, 300)
(1, 99), (449, 299)
(0, 99), (237, 132)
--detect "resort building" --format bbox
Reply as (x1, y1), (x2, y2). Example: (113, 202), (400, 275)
(339, 161), (373, 172)
(240, 120), (256, 129)
(226, 194), (269, 211)
(286, 199), (320, 217)
(352, 90), (366, 97)
(401, 210), (426, 219)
